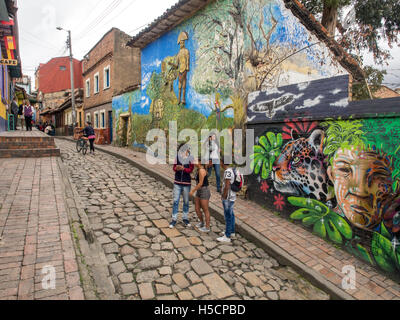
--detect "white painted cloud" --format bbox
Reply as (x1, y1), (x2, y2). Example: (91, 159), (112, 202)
(248, 91), (260, 104)
(330, 98), (349, 108)
(331, 88), (342, 95)
(296, 95), (324, 109)
(297, 82), (310, 91)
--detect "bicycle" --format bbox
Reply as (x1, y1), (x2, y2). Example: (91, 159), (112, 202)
(76, 135), (89, 155)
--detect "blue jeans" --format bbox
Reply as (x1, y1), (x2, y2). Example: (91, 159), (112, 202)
(172, 184), (191, 221)
(208, 162), (221, 191)
(222, 200), (235, 238)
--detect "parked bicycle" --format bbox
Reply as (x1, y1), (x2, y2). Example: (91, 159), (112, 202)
(76, 135), (89, 155)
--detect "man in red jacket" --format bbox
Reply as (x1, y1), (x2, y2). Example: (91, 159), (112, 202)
(170, 143), (194, 229)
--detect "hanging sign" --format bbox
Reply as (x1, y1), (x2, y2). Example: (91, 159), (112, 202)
(0, 59), (18, 66)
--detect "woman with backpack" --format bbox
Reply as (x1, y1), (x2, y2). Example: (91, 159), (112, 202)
(217, 159), (243, 243)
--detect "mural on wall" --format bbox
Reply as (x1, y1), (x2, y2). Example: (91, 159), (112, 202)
(249, 78), (400, 276)
(114, 0), (347, 147)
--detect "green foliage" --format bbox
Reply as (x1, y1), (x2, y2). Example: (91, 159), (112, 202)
(250, 132), (283, 180)
(371, 232), (399, 273)
(300, 0), (400, 65)
(288, 197), (353, 244)
(321, 119), (364, 165)
(362, 117), (400, 191)
(147, 72), (163, 101)
(352, 66), (387, 101)
(131, 114), (153, 145)
(205, 110), (234, 131)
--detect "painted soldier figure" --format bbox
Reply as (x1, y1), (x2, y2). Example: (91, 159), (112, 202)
(170, 31), (190, 105)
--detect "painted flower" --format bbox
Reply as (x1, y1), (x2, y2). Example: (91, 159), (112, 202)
(260, 181), (270, 193)
(274, 194), (285, 211)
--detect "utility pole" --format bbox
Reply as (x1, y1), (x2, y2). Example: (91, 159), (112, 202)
(57, 27), (76, 132)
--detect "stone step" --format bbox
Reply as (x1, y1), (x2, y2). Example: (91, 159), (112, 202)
(0, 148), (61, 158)
(0, 141), (56, 149)
(0, 136), (55, 143)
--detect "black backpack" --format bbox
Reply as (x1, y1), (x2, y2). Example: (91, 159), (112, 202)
(230, 168), (243, 193)
(18, 105), (23, 115)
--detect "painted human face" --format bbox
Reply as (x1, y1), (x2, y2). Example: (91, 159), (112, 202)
(328, 147), (393, 230)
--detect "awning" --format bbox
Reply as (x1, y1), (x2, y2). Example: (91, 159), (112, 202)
(0, 0), (9, 22)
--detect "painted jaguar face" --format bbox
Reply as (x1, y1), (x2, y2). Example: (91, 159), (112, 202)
(328, 147), (393, 230)
(272, 129), (329, 201)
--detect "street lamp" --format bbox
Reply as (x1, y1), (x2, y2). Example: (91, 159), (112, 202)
(57, 26), (76, 132)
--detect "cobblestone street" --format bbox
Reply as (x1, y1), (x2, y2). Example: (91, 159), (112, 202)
(57, 139), (329, 300)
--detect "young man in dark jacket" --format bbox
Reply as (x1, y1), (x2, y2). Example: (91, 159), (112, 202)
(170, 143), (194, 228)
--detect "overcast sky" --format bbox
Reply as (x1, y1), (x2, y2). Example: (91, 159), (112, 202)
(18, 0), (400, 91)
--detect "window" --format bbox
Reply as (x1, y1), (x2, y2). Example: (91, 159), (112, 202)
(104, 66), (110, 89)
(86, 113), (91, 124)
(94, 111), (99, 129)
(60, 66), (66, 71)
(94, 72), (100, 94)
(100, 110), (106, 128)
(85, 79), (90, 97)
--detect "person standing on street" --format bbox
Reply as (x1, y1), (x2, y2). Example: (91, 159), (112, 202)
(217, 159), (242, 243)
(207, 133), (221, 193)
(18, 101), (25, 130)
(24, 102), (33, 131)
(11, 97), (19, 130)
(190, 159), (212, 233)
(169, 143), (194, 229)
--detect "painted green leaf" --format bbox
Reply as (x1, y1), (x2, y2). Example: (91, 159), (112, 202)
(290, 208), (314, 220)
(268, 154), (275, 171)
(328, 212), (353, 240)
(276, 133), (283, 148)
(380, 222), (392, 240)
(313, 218), (327, 239)
(259, 136), (270, 151)
(251, 154), (264, 172)
(261, 160), (270, 180)
(254, 158), (264, 175)
(287, 197), (330, 216)
(371, 232), (397, 273)
(325, 220), (343, 244)
(356, 244), (375, 266)
(267, 132), (277, 148)
(249, 153), (256, 160)
(302, 216), (321, 227)
(254, 145), (267, 155)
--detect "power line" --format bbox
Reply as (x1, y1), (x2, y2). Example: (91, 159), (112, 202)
(74, 0), (122, 40)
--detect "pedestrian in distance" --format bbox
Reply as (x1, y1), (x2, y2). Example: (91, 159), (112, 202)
(206, 133), (221, 193)
(169, 143), (194, 229)
(18, 101), (24, 130)
(24, 102), (33, 131)
(80, 121), (96, 154)
(217, 159), (243, 243)
(190, 158), (212, 233)
(10, 97), (19, 130)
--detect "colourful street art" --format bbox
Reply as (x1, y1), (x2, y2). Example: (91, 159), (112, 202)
(113, 0), (346, 147)
(248, 79), (400, 276)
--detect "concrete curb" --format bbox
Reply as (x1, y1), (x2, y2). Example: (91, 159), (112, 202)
(56, 137), (354, 300)
(57, 155), (119, 300)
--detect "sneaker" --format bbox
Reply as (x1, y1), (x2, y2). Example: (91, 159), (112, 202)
(221, 232), (236, 238)
(196, 222), (204, 229)
(183, 219), (191, 228)
(169, 220), (177, 229)
(199, 227), (210, 233)
(217, 235), (231, 243)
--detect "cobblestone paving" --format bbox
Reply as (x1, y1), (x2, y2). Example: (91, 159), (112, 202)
(58, 139), (329, 300)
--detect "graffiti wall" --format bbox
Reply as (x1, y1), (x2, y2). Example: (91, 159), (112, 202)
(248, 76), (400, 277)
(114, 0), (347, 147)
